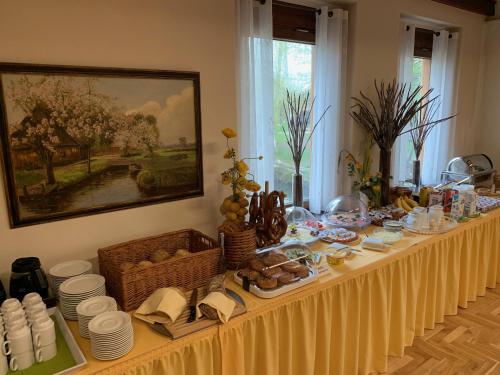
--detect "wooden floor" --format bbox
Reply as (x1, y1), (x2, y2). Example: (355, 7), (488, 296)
(374, 287), (500, 375)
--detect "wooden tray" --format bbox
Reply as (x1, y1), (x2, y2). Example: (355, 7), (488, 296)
(140, 288), (246, 340)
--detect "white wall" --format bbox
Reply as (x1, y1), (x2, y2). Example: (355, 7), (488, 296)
(0, 0), (487, 286)
(476, 20), (500, 168)
(0, 0), (236, 283)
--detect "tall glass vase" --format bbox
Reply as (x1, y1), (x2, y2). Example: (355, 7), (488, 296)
(412, 160), (421, 191)
(285, 173), (315, 224)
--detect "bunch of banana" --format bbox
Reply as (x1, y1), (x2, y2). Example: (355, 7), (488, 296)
(395, 195), (420, 213)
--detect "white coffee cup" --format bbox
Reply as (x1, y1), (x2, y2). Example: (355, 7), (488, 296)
(27, 307), (49, 324)
(9, 350), (34, 371)
(22, 293), (43, 309)
(24, 301), (46, 314)
(3, 325), (32, 356)
(1, 299), (21, 314)
(0, 354), (8, 375)
(31, 317), (56, 348)
(4, 317), (28, 331)
(35, 341), (57, 363)
(3, 309), (25, 324)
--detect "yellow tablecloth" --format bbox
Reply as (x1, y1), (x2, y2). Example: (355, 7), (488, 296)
(70, 209), (500, 375)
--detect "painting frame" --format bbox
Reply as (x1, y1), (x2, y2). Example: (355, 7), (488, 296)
(0, 62), (204, 228)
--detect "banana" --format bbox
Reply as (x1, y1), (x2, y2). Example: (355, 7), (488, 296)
(405, 197), (419, 208)
(401, 198), (413, 213)
(395, 197), (403, 208)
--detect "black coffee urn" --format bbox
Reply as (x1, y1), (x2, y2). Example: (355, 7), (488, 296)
(9, 257), (49, 300)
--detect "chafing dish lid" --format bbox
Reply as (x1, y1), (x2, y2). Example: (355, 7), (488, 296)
(446, 154), (494, 174)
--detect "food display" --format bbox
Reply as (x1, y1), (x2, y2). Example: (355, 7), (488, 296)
(383, 220), (404, 232)
(370, 228), (403, 245)
(322, 195), (370, 228)
(319, 228), (358, 243)
(369, 207), (406, 226)
(234, 244), (317, 298)
(477, 195), (500, 212)
(249, 190), (288, 247)
(281, 224), (320, 244)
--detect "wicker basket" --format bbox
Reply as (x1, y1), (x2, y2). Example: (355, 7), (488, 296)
(221, 224), (256, 270)
(98, 229), (221, 311)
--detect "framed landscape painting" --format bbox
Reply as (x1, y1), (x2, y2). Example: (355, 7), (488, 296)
(0, 63), (203, 227)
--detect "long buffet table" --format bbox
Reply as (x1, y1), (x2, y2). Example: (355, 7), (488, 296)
(69, 208), (500, 375)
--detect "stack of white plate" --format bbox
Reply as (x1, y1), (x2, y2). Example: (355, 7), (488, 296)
(89, 311), (134, 360)
(48, 260), (93, 297)
(59, 274), (106, 320)
(77, 296), (118, 338)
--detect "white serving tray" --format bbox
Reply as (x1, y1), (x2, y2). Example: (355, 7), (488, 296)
(401, 215), (458, 235)
(48, 307), (88, 375)
(233, 267), (318, 299)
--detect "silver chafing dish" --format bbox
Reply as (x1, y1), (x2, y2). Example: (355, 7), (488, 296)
(441, 154), (496, 188)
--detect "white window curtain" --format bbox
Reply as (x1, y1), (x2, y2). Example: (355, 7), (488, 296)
(394, 23), (416, 185)
(422, 31), (459, 185)
(236, 0), (275, 188)
(309, 8), (348, 214)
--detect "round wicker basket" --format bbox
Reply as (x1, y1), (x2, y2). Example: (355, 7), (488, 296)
(221, 223), (256, 270)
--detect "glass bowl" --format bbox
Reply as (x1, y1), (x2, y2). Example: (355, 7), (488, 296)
(321, 195), (370, 228)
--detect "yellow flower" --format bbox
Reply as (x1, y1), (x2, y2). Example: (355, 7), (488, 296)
(221, 171), (232, 185)
(245, 181), (261, 192)
(236, 176), (247, 187)
(236, 160), (249, 174)
(222, 128), (237, 138)
(223, 148), (235, 159)
(372, 184), (381, 193)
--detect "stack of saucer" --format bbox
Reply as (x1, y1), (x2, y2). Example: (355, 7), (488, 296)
(48, 260), (93, 297)
(88, 311), (134, 360)
(76, 296), (117, 338)
(59, 274), (106, 320)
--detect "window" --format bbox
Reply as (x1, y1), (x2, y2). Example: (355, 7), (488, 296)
(273, 40), (314, 200)
(399, 27), (433, 184)
(272, 1), (316, 202)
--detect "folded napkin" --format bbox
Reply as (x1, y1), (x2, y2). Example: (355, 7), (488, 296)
(134, 287), (187, 324)
(196, 291), (236, 324)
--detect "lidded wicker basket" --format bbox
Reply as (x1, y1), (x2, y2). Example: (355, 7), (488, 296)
(98, 229), (222, 311)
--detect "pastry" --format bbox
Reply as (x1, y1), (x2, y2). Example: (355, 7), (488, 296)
(280, 261), (303, 273)
(278, 272), (299, 285)
(262, 252), (288, 266)
(138, 260), (153, 268)
(256, 276), (277, 289)
(293, 265), (310, 278)
(150, 249), (170, 263)
(249, 259), (265, 272)
(261, 266), (282, 278)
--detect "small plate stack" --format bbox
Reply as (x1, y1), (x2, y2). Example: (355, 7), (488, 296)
(76, 296), (118, 338)
(88, 311), (134, 360)
(48, 260), (93, 297)
(59, 274), (106, 320)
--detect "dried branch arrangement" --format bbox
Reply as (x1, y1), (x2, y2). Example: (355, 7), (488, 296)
(350, 79), (455, 205)
(409, 98), (455, 160)
(281, 90), (331, 175)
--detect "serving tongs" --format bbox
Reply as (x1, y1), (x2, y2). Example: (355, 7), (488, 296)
(433, 176), (470, 191)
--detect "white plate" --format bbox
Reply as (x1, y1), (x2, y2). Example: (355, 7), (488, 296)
(50, 261), (92, 278)
(59, 275), (105, 295)
(88, 311), (130, 335)
(76, 296), (116, 317)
